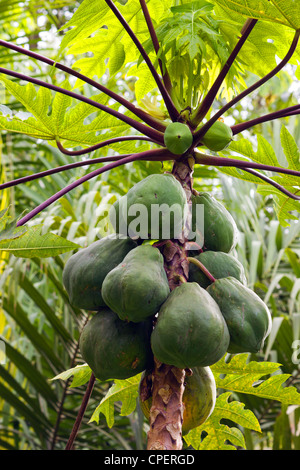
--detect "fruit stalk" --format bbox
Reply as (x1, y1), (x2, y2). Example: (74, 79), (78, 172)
(187, 256), (216, 283)
(146, 156), (194, 450)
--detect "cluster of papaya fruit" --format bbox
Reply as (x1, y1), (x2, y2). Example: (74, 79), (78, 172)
(62, 171), (272, 434)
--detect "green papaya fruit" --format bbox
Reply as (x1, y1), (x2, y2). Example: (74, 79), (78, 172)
(163, 122), (193, 155)
(200, 120), (233, 152)
(189, 251), (247, 289)
(190, 192), (238, 253)
(79, 308), (153, 381)
(102, 245), (170, 322)
(109, 173), (188, 240)
(150, 282), (230, 368)
(62, 235), (137, 311)
(207, 277), (272, 354)
(139, 366), (216, 435)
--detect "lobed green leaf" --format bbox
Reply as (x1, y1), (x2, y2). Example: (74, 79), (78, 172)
(184, 392), (261, 450)
(51, 364), (92, 388)
(0, 224), (80, 258)
(211, 354), (300, 405)
(211, 0), (300, 30)
(89, 373), (142, 428)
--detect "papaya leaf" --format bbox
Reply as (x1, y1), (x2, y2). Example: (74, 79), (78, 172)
(58, 0), (112, 53)
(161, 1), (217, 61)
(51, 364), (92, 388)
(0, 79), (55, 140)
(214, 6), (298, 78)
(225, 135), (280, 167)
(127, 62), (158, 107)
(59, 0), (169, 83)
(280, 125), (300, 172)
(0, 76), (132, 148)
(211, 354), (300, 405)
(255, 127), (300, 226)
(89, 374), (141, 428)
(211, 0), (300, 30)
(184, 392), (261, 450)
(0, 207), (27, 242)
(218, 134), (300, 226)
(153, 1), (247, 103)
(0, 224), (80, 258)
(257, 186), (300, 227)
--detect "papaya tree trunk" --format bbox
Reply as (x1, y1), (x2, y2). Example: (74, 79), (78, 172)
(146, 156), (194, 450)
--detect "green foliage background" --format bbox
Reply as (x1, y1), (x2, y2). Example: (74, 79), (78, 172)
(0, 0), (300, 450)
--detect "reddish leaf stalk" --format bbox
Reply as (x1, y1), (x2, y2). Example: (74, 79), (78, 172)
(55, 135), (157, 156)
(65, 373), (96, 450)
(139, 0), (173, 94)
(0, 67), (165, 144)
(194, 151), (300, 178)
(0, 151), (175, 191)
(231, 104), (300, 135)
(242, 168), (300, 201)
(204, 30), (300, 133)
(191, 18), (258, 127)
(104, 0), (179, 122)
(16, 148), (169, 226)
(0, 39), (166, 133)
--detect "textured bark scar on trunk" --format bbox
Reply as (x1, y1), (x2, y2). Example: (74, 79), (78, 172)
(145, 156), (194, 451)
(146, 359), (186, 450)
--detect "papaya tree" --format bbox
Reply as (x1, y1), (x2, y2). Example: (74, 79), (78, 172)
(1, 0), (300, 451)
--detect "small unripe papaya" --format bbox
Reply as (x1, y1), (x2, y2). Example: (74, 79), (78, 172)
(164, 122), (193, 155)
(201, 120), (233, 152)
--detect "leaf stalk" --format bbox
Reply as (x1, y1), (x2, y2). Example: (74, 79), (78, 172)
(55, 135), (156, 156)
(0, 39), (166, 133)
(194, 151), (300, 178)
(209, 30), (300, 130)
(242, 167), (300, 201)
(104, 0), (179, 122)
(187, 257), (216, 283)
(0, 67), (165, 144)
(191, 18), (257, 128)
(16, 148), (172, 226)
(139, 0), (173, 94)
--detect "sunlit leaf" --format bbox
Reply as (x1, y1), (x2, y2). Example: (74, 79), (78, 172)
(0, 76), (133, 148)
(211, 0), (300, 30)
(59, 0), (169, 82)
(90, 374), (141, 428)
(184, 392), (261, 450)
(211, 354), (300, 405)
(0, 224), (80, 258)
(218, 135), (300, 226)
(0, 207), (27, 241)
(51, 364), (92, 388)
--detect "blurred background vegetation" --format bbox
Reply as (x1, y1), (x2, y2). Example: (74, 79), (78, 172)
(0, 0), (299, 450)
